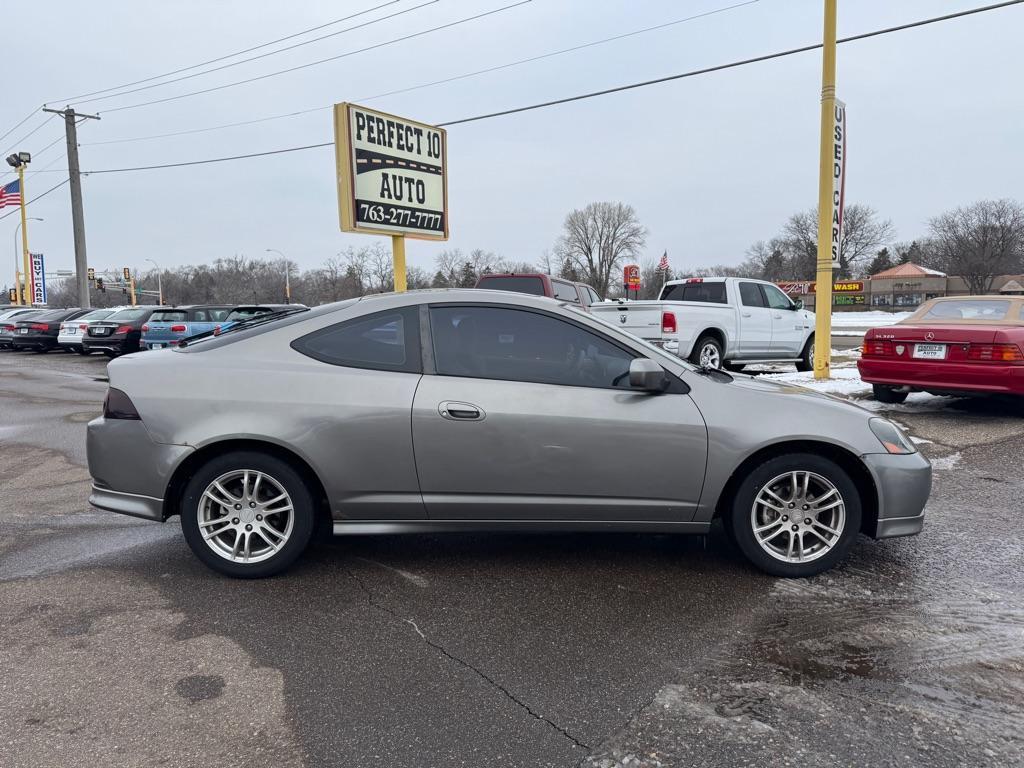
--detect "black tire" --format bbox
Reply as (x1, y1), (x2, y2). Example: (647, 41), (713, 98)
(689, 335), (724, 369)
(725, 452), (862, 578)
(103, 350), (117, 358)
(77, 347), (92, 355)
(872, 384), (909, 404)
(179, 451), (316, 578)
(796, 335), (815, 372)
(724, 362), (746, 373)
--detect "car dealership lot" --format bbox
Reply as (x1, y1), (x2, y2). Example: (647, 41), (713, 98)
(2, 352), (1023, 767)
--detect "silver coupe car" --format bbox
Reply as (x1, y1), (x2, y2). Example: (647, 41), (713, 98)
(87, 290), (931, 578)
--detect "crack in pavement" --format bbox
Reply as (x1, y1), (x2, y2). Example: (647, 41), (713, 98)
(343, 566), (592, 752)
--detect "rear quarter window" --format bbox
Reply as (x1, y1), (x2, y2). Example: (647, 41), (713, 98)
(291, 307), (421, 373)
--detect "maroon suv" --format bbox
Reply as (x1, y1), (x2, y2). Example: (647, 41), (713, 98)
(474, 273), (602, 309)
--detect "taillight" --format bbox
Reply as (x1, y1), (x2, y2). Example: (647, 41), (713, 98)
(30, 323), (49, 331)
(661, 311), (677, 334)
(967, 343), (1024, 363)
(170, 324), (187, 333)
(141, 324), (149, 332)
(79, 324), (88, 331)
(862, 339), (895, 356)
(115, 325), (133, 334)
(103, 388), (141, 420)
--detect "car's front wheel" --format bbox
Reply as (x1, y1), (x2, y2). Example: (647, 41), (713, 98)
(180, 451), (316, 578)
(872, 384), (909, 404)
(725, 453), (861, 577)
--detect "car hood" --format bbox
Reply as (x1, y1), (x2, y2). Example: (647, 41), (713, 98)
(725, 370), (871, 417)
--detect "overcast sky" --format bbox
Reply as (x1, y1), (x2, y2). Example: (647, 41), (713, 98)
(3, 0), (1023, 280)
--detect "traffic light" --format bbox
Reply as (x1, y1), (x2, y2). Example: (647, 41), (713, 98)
(87, 267), (95, 282)
(96, 277), (105, 292)
(123, 267), (130, 281)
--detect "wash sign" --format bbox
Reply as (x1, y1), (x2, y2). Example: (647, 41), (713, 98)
(830, 100), (847, 267)
(334, 103), (448, 240)
(30, 253), (46, 305)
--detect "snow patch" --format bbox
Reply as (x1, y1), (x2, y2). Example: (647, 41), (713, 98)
(930, 452), (962, 471)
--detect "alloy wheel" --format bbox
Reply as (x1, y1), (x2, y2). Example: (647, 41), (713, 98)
(699, 342), (721, 369)
(750, 470), (846, 564)
(197, 469), (295, 563)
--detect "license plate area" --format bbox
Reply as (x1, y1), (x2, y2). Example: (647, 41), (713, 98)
(94, 327), (110, 336)
(151, 343), (164, 349)
(913, 343), (946, 360)
(19, 328), (28, 334)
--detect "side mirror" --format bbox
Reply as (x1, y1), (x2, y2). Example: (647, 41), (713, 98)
(791, 298), (804, 310)
(629, 358), (669, 392)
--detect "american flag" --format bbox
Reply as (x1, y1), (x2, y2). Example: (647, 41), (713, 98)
(0, 179), (21, 209)
(657, 250), (670, 272)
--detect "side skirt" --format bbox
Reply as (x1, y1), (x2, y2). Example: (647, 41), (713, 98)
(333, 520), (712, 535)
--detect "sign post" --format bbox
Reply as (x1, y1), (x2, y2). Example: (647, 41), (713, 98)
(333, 103), (448, 292)
(623, 264), (641, 297)
(813, 0), (841, 380)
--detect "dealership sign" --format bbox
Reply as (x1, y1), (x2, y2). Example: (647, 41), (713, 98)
(333, 103), (448, 240)
(30, 253), (46, 305)
(830, 100), (847, 267)
(778, 280), (862, 294)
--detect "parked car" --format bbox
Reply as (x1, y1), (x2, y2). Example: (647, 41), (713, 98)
(58, 308), (120, 354)
(215, 304), (304, 334)
(87, 289), (930, 579)
(11, 308), (90, 352)
(0, 308), (45, 349)
(590, 277), (817, 371)
(82, 306), (161, 357)
(475, 273), (602, 309)
(141, 305), (232, 350)
(859, 296), (1024, 402)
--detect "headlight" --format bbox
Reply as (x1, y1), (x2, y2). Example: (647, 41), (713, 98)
(869, 418), (917, 455)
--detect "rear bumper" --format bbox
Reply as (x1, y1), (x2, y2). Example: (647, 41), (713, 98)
(12, 335), (57, 349)
(862, 452), (932, 538)
(87, 416), (193, 521)
(858, 359), (1024, 395)
(83, 336), (131, 353)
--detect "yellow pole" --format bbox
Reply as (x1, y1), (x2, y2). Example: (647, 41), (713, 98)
(813, 0), (838, 380)
(130, 274), (137, 306)
(14, 270), (21, 305)
(18, 165), (32, 305)
(392, 235), (407, 292)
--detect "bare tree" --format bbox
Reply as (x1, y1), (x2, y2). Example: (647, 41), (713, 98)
(926, 199), (1024, 294)
(780, 204), (895, 278)
(554, 202), (647, 295)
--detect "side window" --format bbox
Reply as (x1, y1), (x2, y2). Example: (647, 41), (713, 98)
(192, 310), (209, 322)
(587, 287), (603, 305)
(552, 280), (581, 303)
(762, 284), (793, 310)
(739, 283), (766, 307)
(291, 307), (421, 373)
(430, 306), (636, 389)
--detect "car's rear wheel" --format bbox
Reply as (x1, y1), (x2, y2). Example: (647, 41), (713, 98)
(690, 335), (723, 369)
(179, 451), (316, 578)
(872, 384), (909, 404)
(77, 347), (91, 355)
(796, 336), (815, 372)
(725, 453), (861, 577)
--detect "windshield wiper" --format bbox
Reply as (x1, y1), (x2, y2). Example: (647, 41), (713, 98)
(178, 308), (307, 347)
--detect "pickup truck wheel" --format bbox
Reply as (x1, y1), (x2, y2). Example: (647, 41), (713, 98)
(726, 453), (862, 577)
(690, 336), (723, 369)
(872, 384), (909, 404)
(796, 336), (815, 372)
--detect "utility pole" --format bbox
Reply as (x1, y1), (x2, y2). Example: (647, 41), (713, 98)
(42, 107), (99, 309)
(813, 0), (838, 380)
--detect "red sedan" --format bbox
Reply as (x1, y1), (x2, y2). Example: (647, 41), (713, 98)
(859, 296), (1024, 403)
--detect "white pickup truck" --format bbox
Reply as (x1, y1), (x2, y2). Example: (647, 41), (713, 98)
(590, 277), (817, 370)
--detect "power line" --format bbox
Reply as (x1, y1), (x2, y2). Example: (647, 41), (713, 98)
(83, 0), (759, 147)
(0, 178), (70, 221)
(71, 0), (440, 107)
(0, 107), (42, 147)
(65, 0), (1024, 176)
(99, 1), (533, 114)
(1, 114), (56, 158)
(51, 0), (406, 103)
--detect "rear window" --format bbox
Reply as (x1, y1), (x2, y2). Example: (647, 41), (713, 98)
(105, 308), (151, 323)
(476, 276), (547, 296)
(77, 309), (114, 322)
(227, 307), (271, 321)
(661, 282), (727, 304)
(921, 300), (1010, 320)
(150, 310), (187, 322)
(552, 280), (581, 303)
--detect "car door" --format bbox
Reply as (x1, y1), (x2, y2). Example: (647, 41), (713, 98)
(761, 283), (805, 356)
(737, 281), (773, 357)
(412, 303), (708, 521)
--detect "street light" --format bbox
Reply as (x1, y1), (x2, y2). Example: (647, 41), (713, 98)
(13, 217), (42, 306)
(6, 152), (33, 306)
(265, 248), (291, 304)
(145, 258), (163, 306)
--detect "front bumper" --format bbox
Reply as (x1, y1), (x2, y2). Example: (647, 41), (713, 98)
(87, 416), (194, 521)
(863, 451), (932, 538)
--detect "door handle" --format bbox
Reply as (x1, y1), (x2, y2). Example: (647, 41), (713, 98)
(741, 312), (752, 318)
(772, 313), (783, 319)
(438, 401), (485, 421)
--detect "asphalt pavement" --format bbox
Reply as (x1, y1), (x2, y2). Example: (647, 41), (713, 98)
(1, 348), (1022, 767)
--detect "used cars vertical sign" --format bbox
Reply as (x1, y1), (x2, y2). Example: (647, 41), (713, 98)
(30, 253), (46, 305)
(831, 100), (847, 267)
(334, 103), (448, 240)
